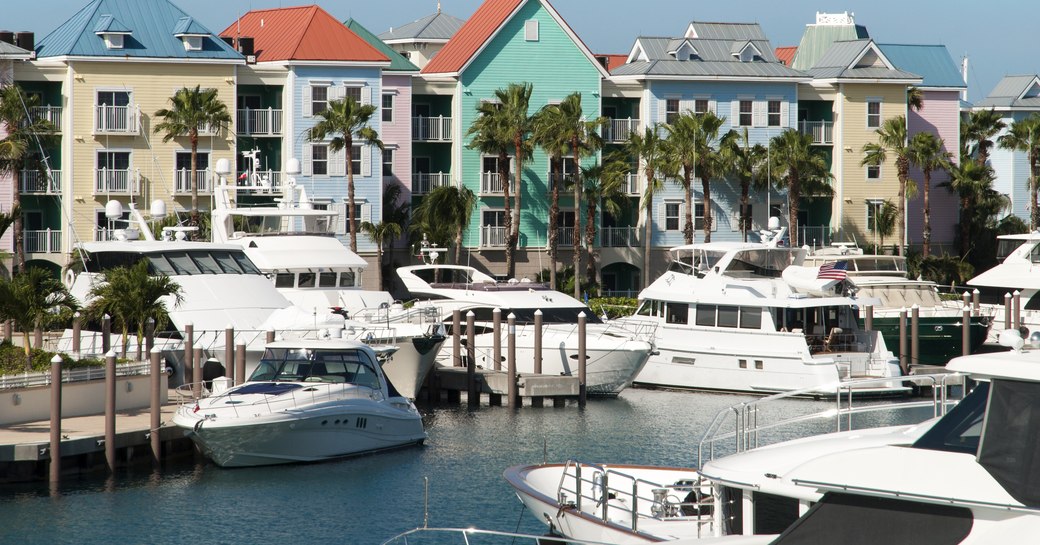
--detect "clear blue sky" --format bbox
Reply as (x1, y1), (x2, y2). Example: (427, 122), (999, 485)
(3, 0), (1033, 101)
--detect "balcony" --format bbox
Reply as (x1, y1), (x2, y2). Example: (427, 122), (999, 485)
(600, 226), (638, 248)
(480, 172), (505, 195)
(412, 172), (451, 195)
(94, 168), (139, 195)
(554, 227), (576, 247)
(29, 106), (62, 131)
(20, 170), (61, 194)
(174, 168), (213, 194)
(798, 120), (833, 145)
(625, 173), (641, 196)
(413, 116), (452, 142)
(480, 225), (506, 247)
(24, 229), (62, 254)
(94, 104), (140, 135)
(603, 118), (638, 143)
(798, 225), (833, 247)
(237, 108), (282, 136)
(236, 170), (283, 193)
(94, 228), (116, 242)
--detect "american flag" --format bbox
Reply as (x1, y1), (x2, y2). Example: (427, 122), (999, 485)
(817, 261), (848, 280)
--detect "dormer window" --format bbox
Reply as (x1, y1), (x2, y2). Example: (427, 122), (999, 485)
(173, 17), (208, 52)
(733, 42), (763, 63)
(670, 41), (698, 61)
(94, 14), (132, 50)
(103, 33), (125, 50)
(179, 35), (205, 51)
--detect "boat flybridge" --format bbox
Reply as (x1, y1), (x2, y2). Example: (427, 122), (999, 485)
(616, 225), (904, 396)
(390, 260), (655, 396)
(964, 231), (1040, 339)
(173, 339), (426, 467)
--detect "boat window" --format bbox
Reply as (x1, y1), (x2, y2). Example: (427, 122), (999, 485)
(770, 493), (972, 545)
(165, 251), (200, 275)
(91, 251), (143, 272)
(191, 251), (222, 274)
(696, 305), (715, 326)
(726, 249), (797, 278)
(753, 491), (800, 535)
(231, 252), (262, 275)
(298, 273), (316, 288)
(912, 380), (989, 455)
(339, 271), (356, 288)
(717, 305), (739, 328)
(740, 307), (762, 329)
(312, 349), (381, 388)
(275, 273), (295, 288)
(636, 301), (652, 316)
(147, 254), (176, 275)
(1030, 243), (1040, 264)
(319, 272), (338, 287)
(977, 379), (1040, 507)
(666, 303), (689, 324)
(212, 251), (244, 274)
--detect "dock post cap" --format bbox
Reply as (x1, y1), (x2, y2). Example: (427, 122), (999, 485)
(466, 310), (475, 317)
(103, 313), (110, 319)
(50, 354), (62, 364)
(534, 309), (543, 315)
(150, 346), (162, 353)
(578, 311), (586, 318)
(493, 308), (501, 313)
(105, 350), (116, 358)
(973, 288), (980, 294)
(1014, 290), (1021, 295)
(507, 312), (516, 319)
(226, 323), (233, 329)
(73, 311), (81, 318)
(911, 303), (920, 310)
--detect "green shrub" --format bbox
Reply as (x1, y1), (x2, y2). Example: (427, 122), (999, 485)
(589, 297), (638, 319)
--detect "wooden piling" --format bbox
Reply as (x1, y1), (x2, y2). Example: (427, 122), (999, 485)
(533, 309), (543, 374)
(265, 329), (275, 344)
(972, 289), (980, 316)
(466, 311), (477, 407)
(507, 313), (517, 408)
(578, 312), (587, 408)
(452, 310), (462, 368)
(910, 305), (920, 369)
(961, 291), (971, 311)
(492, 308), (502, 371)
(898, 309), (908, 374)
(236, 343), (246, 385)
(184, 323), (194, 386)
(193, 347), (203, 398)
(962, 306), (971, 357)
(72, 312), (81, 355)
(49, 355), (62, 483)
(105, 351), (116, 472)
(150, 347), (161, 464)
(102, 314), (112, 354)
(864, 304), (873, 332)
(1013, 290), (1022, 330)
(225, 326), (235, 378)
(145, 317), (155, 355)
(1004, 293), (1012, 330)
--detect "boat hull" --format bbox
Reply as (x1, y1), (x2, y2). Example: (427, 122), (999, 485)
(867, 315), (991, 365)
(380, 334), (444, 398)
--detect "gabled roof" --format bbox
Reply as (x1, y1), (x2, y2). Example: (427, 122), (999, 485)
(877, 44), (965, 89)
(380, 11), (465, 44)
(775, 46), (797, 66)
(37, 0), (242, 60)
(220, 6), (388, 64)
(790, 15), (869, 71)
(345, 18), (419, 73)
(172, 16), (209, 37)
(806, 39), (920, 82)
(974, 75), (1040, 109)
(421, 0), (609, 78)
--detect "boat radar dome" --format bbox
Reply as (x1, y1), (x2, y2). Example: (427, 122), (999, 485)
(767, 216), (781, 230)
(150, 199), (167, 218)
(286, 157), (302, 176)
(215, 157), (232, 177)
(105, 199), (123, 219)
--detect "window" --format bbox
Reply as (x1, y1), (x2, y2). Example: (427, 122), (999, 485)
(665, 202), (681, 231)
(666, 99), (680, 124)
(695, 202), (706, 231)
(344, 86), (362, 105)
(866, 199), (884, 231)
(666, 303), (689, 325)
(175, 151), (209, 172)
(311, 85), (329, 115)
(767, 100), (782, 127)
(182, 36), (203, 51)
(382, 93), (394, 123)
(319, 273), (338, 288)
(740, 307), (762, 329)
(275, 273), (294, 288)
(867, 162), (881, 180)
(350, 144), (363, 175)
(382, 148), (394, 177)
(97, 90), (130, 108)
(695, 305), (715, 326)
(549, 156), (577, 188)
(339, 271), (356, 288)
(867, 100), (881, 128)
(312, 145), (329, 175)
(693, 99), (709, 115)
(101, 33), (125, 50)
(739, 100), (753, 127)
(718, 305), (739, 328)
(525, 20), (539, 41)
(97, 150), (131, 171)
(483, 209), (507, 228)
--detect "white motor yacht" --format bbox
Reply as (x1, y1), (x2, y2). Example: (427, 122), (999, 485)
(964, 231), (1040, 340)
(172, 339), (426, 467)
(389, 264), (654, 396)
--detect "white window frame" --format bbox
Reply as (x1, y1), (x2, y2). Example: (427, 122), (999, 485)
(350, 144), (363, 177)
(343, 85), (363, 105)
(866, 99), (882, 129)
(665, 98), (680, 124)
(182, 36), (203, 51)
(382, 147), (394, 178)
(738, 100), (753, 127)
(664, 201), (681, 231)
(308, 83), (330, 117)
(866, 161), (881, 181)
(312, 144), (330, 176)
(866, 199), (885, 232)
(382, 92), (394, 123)
(525, 20), (539, 41)
(102, 33), (126, 50)
(767, 99), (782, 127)
(693, 98), (710, 115)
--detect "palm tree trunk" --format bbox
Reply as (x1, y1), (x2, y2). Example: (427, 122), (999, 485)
(961, 197), (970, 256)
(740, 180), (750, 243)
(788, 171), (800, 247)
(190, 132), (199, 239)
(512, 138), (524, 280)
(548, 156), (560, 289)
(643, 173), (654, 289)
(683, 165), (693, 245)
(572, 142), (582, 300)
(1031, 150), (1039, 230)
(922, 169), (932, 258)
(136, 323), (145, 362)
(454, 226), (463, 265)
(701, 174), (712, 244)
(377, 245), (384, 291)
(346, 139), (358, 253)
(501, 151), (513, 279)
(585, 196), (597, 289)
(12, 165), (24, 273)
(121, 324), (129, 359)
(897, 160), (908, 257)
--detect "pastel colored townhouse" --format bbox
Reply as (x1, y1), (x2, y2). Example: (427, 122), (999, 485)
(974, 75), (1040, 225)
(0, 37), (34, 270)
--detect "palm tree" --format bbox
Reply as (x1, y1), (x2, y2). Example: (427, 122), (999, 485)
(869, 200), (898, 248)
(306, 97), (383, 253)
(943, 160), (1000, 256)
(0, 85), (57, 273)
(0, 205), (17, 278)
(498, 83), (535, 279)
(768, 129), (833, 247)
(88, 260), (182, 359)
(907, 86), (924, 112)
(360, 221), (403, 292)
(581, 158), (628, 287)
(412, 185), (476, 264)
(153, 86), (232, 235)
(861, 116), (915, 256)
(997, 113), (1040, 229)
(531, 101), (571, 289)
(691, 111), (727, 243)
(663, 113), (698, 245)
(721, 127), (768, 242)
(626, 125), (668, 288)
(908, 132), (950, 257)
(963, 109), (1006, 167)
(0, 268), (78, 366)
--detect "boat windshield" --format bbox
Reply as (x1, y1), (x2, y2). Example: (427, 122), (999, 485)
(668, 249), (727, 275)
(85, 250), (262, 276)
(996, 238), (1037, 262)
(248, 348), (382, 389)
(231, 213), (335, 237)
(725, 249), (798, 278)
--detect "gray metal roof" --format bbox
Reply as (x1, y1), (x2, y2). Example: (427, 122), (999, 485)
(380, 11), (465, 42)
(686, 21), (766, 41)
(807, 39), (920, 81)
(611, 58), (807, 79)
(636, 37), (780, 63)
(974, 75), (1040, 108)
(0, 40), (31, 58)
(615, 32), (806, 79)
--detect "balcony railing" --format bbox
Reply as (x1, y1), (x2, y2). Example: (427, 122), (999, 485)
(481, 225), (506, 247)
(174, 168), (213, 194)
(548, 172), (576, 191)
(20, 170), (61, 194)
(236, 170), (283, 193)
(237, 108), (282, 136)
(95, 168), (139, 195)
(625, 173), (641, 196)
(480, 172), (505, 195)
(799, 120), (833, 145)
(600, 226), (638, 247)
(29, 106), (62, 131)
(798, 225), (833, 247)
(24, 229), (62, 254)
(94, 104), (140, 135)
(554, 227), (576, 247)
(412, 172), (451, 195)
(412, 116), (452, 142)
(603, 118), (638, 143)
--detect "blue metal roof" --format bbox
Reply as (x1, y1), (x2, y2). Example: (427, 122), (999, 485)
(37, 0), (242, 60)
(172, 17), (209, 36)
(877, 44), (966, 89)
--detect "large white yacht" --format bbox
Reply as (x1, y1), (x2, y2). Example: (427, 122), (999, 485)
(965, 231), (1040, 338)
(389, 263), (654, 396)
(173, 340), (426, 467)
(616, 231), (903, 396)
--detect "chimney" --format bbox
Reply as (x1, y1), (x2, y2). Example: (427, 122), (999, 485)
(15, 31), (34, 52)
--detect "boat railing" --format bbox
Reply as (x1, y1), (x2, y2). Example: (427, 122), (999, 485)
(174, 380), (385, 414)
(555, 460), (714, 536)
(353, 303), (444, 327)
(382, 527), (618, 545)
(696, 373), (967, 468)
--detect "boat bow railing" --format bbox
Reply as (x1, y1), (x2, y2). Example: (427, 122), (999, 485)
(382, 527), (619, 545)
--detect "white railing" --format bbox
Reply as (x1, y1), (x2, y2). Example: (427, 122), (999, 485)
(799, 120), (833, 145)
(603, 117), (638, 143)
(95, 168), (139, 194)
(174, 168), (213, 194)
(29, 106), (62, 131)
(0, 361), (152, 390)
(19, 170), (61, 194)
(481, 225), (506, 247)
(94, 104), (139, 134)
(412, 116), (452, 141)
(236, 170), (283, 193)
(601, 226), (638, 247)
(480, 171), (505, 194)
(237, 108), (282, 136)
(548, 172), (574, 190)
(23, 229), (61, 254)
(554, 227), (576, 247)
(625, 173), (641, 195)
(412, 172), (451, 195)
(798, 225), (833, 247)
(94, 228), (116, 242)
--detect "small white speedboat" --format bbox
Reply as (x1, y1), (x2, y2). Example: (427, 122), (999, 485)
(173, 340), (427, 467)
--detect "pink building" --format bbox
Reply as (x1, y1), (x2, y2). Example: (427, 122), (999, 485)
(0, 40), (34, 261)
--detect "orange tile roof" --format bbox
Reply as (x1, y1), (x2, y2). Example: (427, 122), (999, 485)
(775, 46), (797, 67)
(596, 54), (628, 71)
(421, 0), (523, 74)
(220, 5), (388, 63)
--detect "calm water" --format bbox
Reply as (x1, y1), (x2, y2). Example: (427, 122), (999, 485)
(0, 389), (936, 545)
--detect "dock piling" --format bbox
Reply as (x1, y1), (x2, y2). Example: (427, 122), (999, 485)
(1013, 290), (1022, 330)
(578, 312), (587, 408)
(145, 317), (154, 355)
(962, 306), (971, 357)
(864, 305), (873, 332)
(193, 347), (203, 398)
(961, 291), (970, 311)
(1004, 293), (1012, 330)
(898, 308), (908, 374)
(184, 323), (194, 386)
(910, 305), (920, 369)
(102, 314), (112, 354)
(492, 308), (502, 371)
(532, 310), (543, 408)
(452, 310), (462, 368)
(235, 343), (246, 385)
(972, 289), (980, 316)
(72, 313), (81, 356)
(49, 355), (62, 483)
(105, 350), (116, 472)
(466, 311), (477, 407)
(149, 347), (161, 464)
(507, 313), (517, 408)
(224, 326), (234, 378)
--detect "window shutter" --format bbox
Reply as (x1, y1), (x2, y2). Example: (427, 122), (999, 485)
(361, 145), (372, 177)
(361, 203), (373, 223)
(680, 99), (692, 115)
(328, 85), (345, 101)
(658, 98), (666, 123)
(302, 144), (313, 176)
(753, 101), (766, 128)
(780, 101), (790, 128)
(333, 203), (347, 235)
(361, 85), (372, 106)
(730, 101), (739, 124)
(708, 99), (717, 116)
(330, 146), (346, 177)
(303, 85), (313, 117)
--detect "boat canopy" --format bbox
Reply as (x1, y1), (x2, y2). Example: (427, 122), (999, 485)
(249, 346), (386, 391)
